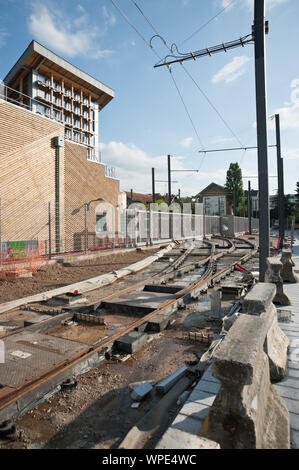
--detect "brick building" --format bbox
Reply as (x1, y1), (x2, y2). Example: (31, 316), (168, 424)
(196, 183), (231, 216)
(0, 40), (125, 255)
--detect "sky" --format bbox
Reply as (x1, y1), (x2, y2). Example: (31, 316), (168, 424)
(0, 0), (298, 197)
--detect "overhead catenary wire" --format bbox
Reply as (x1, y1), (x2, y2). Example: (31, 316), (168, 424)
(179, 0), (236, 46)
(129, 0), (247, 167)
(110, 0), (249, 171)
(109, 0), (206, 152)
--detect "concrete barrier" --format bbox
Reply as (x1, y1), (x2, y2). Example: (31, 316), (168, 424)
(280, 248), (298, 283)
(242, 283), (289, 382)
(207, 313), (290, 449)
(265, 257), (291, 306)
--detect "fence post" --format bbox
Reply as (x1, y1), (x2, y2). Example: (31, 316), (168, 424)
(48, 202), (52, 259)
(84, 204), (88, 253)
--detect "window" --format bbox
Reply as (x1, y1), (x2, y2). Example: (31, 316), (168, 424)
(82, 132), (88, 144)
(53, 81), (61, 91)
(64, 87), (71, 97)
(64, 113), (71, 124)
(219, 196), (226, 216)
(74, 106), (80, 115)
(83, 120), (88, 131)
(74, 119), (80, 128)
(96, 213), (107, 233)
(65, 127), (72, 139)
(53, 109), (61, 121)
(73, 131), (80, 142)
(64, 101), (71, 111)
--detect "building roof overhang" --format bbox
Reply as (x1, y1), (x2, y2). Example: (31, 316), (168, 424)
(3, 40), (114, 108)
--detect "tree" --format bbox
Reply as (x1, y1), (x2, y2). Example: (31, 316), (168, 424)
(225, 162), (245, 216)
(270, 193), (296, 226)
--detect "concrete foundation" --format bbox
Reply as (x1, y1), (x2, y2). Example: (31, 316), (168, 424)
(242, 283), (290, 381)
(114, 331), (148, 354)
(207, 314), (290, 449)
(280, 249), (298, 283)
(265, 257), (291, 306)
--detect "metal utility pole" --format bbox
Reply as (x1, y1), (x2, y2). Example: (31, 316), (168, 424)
(254, 0), (270, 281)
(167, 155), (173, 240)
(152, 168), (156, 205)
(275, 114), (285, 247)
(167, 155), (172, 206)
(248, 181), (252, 234)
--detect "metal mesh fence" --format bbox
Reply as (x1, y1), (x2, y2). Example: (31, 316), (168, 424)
(0, 199), (256, 274)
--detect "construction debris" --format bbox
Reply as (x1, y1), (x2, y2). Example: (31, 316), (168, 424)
(182, 328), (214, 343)
(131, 382), (153, 401)
(156, 366), (188, 394)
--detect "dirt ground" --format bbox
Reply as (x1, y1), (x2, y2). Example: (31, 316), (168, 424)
(0, 248), (160, 304)
(0, 318), (214, 450)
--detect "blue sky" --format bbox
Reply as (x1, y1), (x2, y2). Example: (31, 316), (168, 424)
(0, 0), (298, 197)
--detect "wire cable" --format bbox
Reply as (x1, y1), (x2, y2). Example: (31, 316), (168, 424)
(181, 63), (245, 148)
(129, 0), (245, 157)
(109, 0), (205, 151)
(180, 0), (236, 47)
(168, 67), (205, 150)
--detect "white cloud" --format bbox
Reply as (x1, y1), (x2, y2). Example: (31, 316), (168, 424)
(100, 141), (187, 193)
(100, 141), (230, 196)
(270, 79), (299, 130)
(28, 4), (114, 59)
(283, 148), (299, 160)
(0, 30), (7, 48)
(212, 56), (250, 84)
(180, 137), (193, 148)
(102, 5), (116, 26)
(211, 136), (235, 145)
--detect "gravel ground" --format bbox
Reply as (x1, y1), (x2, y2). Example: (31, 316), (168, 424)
(0, 248), (161, 304)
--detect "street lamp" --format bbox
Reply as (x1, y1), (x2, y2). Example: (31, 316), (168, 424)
(84, 198), (105, 253)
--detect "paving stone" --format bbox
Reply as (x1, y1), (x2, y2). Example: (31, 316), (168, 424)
(170, 413), (204, 435)
(291, 430), (299, 449)
(179, 401), (210, 422)
(156, 428), (220, 449)
(187, 389), (216, 407)
(196, 379), (220, 395)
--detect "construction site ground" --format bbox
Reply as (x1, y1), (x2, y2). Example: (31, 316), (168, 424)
(0, 235), (280, 450)
(0, 248), (161, 304)
(0, 301), (224, 450)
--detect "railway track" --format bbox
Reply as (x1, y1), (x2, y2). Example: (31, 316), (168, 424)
(0, 236), (257, 429)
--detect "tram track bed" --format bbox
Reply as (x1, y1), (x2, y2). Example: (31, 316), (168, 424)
(0, 236), (262, 448)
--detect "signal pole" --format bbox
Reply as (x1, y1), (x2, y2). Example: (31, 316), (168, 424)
(254, 0), (270, 281)
(152, 167), (156, 205)
(275, 114), (285, 247)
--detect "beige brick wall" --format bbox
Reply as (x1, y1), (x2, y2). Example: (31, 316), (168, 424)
(0, 101), (65, 249)
(64, 141), (122, 252)
(0, 101), (123, 254)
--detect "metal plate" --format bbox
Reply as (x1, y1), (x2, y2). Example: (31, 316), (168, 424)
(0, 332), (87, 388)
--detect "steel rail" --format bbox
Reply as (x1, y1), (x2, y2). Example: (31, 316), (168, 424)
(0, 237), (254, 416)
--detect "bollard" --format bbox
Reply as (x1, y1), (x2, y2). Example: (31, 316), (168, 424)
(207, 314), (290, 449)
(210, 289), (222, 319)
(280, 248), (298, 283)
(242, 283), (289, 381)
(264, 257), (290, 306)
